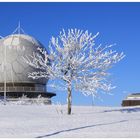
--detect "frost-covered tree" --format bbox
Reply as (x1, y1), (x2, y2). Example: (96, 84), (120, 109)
(24, 29), (125, 115)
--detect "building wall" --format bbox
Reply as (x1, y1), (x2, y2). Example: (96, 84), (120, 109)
(122, 100), (140, 106)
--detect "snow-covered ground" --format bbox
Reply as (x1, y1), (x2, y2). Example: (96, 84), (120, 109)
(0, 103), (140, 138)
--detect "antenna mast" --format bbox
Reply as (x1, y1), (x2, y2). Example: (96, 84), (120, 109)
(18, 21), (21, 34)
(4, 39), (7, 105)
(12, 21), (25, 35)
(3, 22), (26, 104)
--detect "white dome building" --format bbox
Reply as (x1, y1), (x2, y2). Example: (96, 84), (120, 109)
(0, 27), (55, 103)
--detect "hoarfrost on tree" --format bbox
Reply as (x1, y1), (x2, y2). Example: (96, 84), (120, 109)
(24, 29), (125, 114)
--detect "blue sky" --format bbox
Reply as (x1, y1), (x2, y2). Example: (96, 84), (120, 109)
(0, 2), (140, 106)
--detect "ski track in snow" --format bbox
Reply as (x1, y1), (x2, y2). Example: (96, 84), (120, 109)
(0, 104), (140, 138)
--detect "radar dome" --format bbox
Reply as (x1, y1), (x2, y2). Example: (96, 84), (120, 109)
(0, 34), (47, 84)
(0, 31), (55, 101)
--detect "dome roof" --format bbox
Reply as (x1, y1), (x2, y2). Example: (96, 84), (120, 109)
(3, 34), (42, 46)
(0, 34), (47, 84)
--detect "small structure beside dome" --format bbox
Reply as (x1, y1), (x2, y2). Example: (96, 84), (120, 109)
(0, 23), (56, 104)
(122, 93), (140, 106)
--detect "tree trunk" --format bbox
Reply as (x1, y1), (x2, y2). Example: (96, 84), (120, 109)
(67, 83), (72, 115)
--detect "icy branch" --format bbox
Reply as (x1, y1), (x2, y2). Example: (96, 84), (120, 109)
(24, 28), (125, 98)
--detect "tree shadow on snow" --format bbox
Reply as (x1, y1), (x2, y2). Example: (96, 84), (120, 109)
(103, 107), (140, 113)
(36, 119), (127, 138)
(73, 107), (140, 115)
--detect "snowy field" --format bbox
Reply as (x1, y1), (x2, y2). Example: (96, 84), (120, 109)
(0, 103), (140, 138)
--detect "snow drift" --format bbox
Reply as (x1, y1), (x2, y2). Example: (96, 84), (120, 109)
(0, 103), (140, 138)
